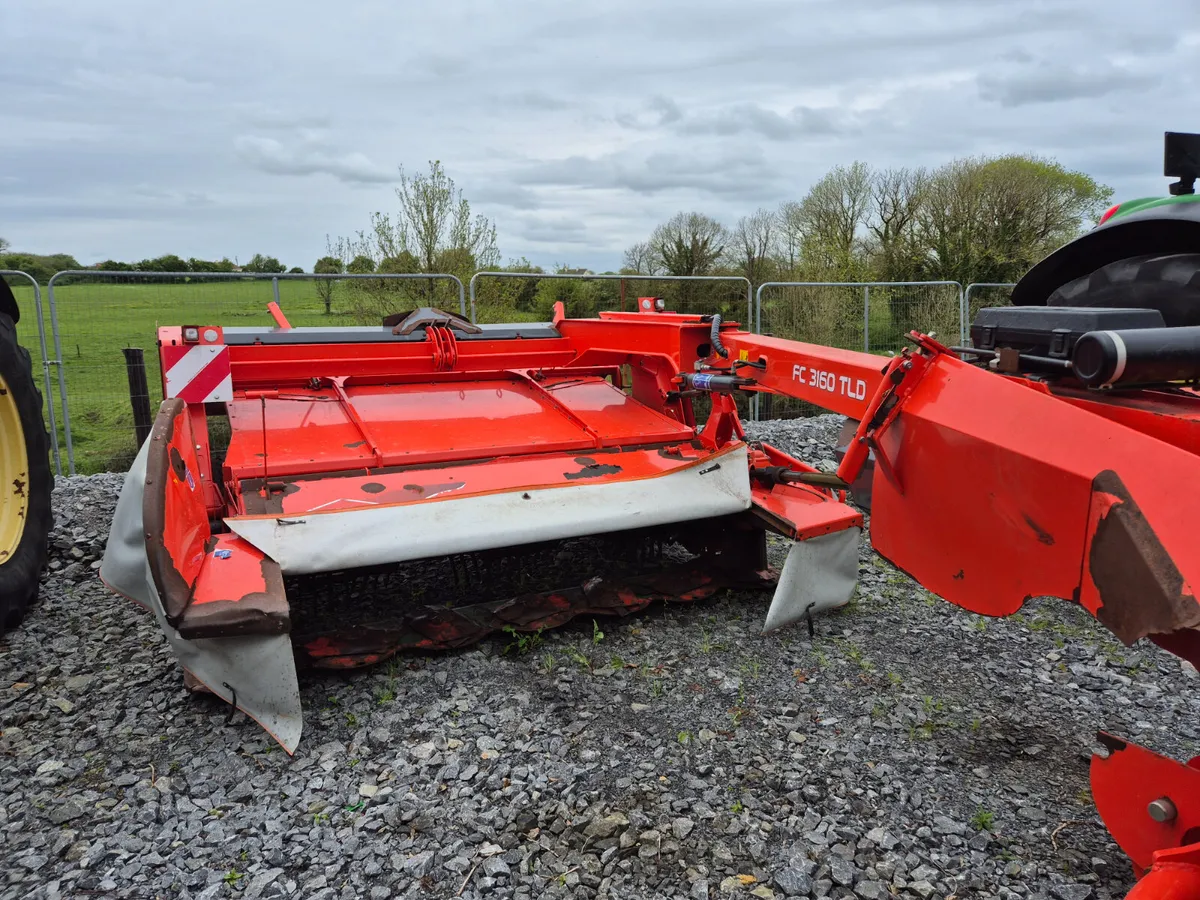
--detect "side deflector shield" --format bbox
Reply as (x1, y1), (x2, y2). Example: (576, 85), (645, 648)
(761, 528), (861, 633)
(99, 439), (303, 752)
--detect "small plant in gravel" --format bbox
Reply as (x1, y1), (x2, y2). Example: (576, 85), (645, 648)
(739, 659), (761, 680)
(971, 807), (995, 831)
(846, 645), (872, 672)
(375, 684), (395, 705)
(540, 653), (557, 675)
(677, 731), (692, 744)
(344, 712), (358, 729)
(730, 799), (744, 815)
(592, 620), (604, 645)
(566, 645), (592, 671)
(910, 723), (934, 741)
(972, 617), (988, 632)
(502, 626), (544, 656)
(650, 678), (665, 698)
(223, 870), (243, 886)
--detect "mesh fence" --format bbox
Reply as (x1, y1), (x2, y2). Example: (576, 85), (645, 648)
(44, 271), (463, 474)
(470, 273), (753, 327)
(756, 281), (962, 420)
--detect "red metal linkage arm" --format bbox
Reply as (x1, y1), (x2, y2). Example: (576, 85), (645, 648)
(718, 331), (888, 421)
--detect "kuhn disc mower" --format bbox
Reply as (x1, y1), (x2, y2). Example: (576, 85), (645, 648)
(101, 132), (1200, 897)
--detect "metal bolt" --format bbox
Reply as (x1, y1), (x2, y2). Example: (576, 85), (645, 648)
(1148, 797), (1178, 823)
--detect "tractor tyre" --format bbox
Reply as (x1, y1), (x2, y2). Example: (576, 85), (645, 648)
(0, 311), (53, 636)
(1046, 253), (1200, 328)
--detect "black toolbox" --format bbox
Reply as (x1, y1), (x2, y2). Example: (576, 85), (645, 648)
(970, 306), (1166, 358)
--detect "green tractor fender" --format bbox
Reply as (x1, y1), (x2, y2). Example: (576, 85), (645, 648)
(0, 277), (19, 324)
(1012, 195), (1200, 307)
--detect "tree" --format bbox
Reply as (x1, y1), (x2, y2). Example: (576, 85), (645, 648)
(913, 155), (1111, 285)
(288, 266), (304, 274)
(775, 201), (806, 276)
(156, 254), (189, 272)
(794, 161), (872, 278)
(335, 160), (500, 319)
(648, 212), (727, 276)
(0, 237), (8, 253)
(0, 252), (81, 284)
(621, 241), (661, 275)
(243, 253), (286, 274)
(867, 167), (928, 280)
(313, 255), (344, 314)
(730, 208), (778, 289)
(347, 255), (375, 274)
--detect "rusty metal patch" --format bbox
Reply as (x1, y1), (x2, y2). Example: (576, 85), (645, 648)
(176, 558), (290, 640)
(564, 457), (622, 480)
(1089, 469), (1200, 645)
(143, 399), (194, 625)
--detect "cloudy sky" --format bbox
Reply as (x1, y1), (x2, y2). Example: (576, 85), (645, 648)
(3, 0), (1197, 272)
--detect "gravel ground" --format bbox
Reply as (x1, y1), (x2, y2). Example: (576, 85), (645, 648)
(3, 414), (1198, 900)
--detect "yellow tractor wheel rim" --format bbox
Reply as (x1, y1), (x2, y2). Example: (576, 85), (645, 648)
(0, 371), (29, 563)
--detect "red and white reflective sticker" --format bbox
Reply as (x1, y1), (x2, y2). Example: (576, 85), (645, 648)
(162, 341), (232, 403)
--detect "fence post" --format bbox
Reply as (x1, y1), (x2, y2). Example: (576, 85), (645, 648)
(961, 283), (1017, 346)
(961, 286), (969, 346)
(272, 277), (281, 309)
(863, 286), (870, 352)
(122, 348), (153, 450)
(45, 275), (75, 475)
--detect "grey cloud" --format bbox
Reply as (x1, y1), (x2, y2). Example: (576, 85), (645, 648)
(472, 182), (542, 210)
(502, 91), (572, 111)
(513, 147), (782, 200)
(235, 105), (334, 130)
(681, 104), (850, 140)
(517, 221), (593, 245)
(616, 96), (684, 129)
(978, 62), (1163, 108)
(3, 0), (1194, 273)
(616, 97), (852, 140)
(234, 136), (395, 184)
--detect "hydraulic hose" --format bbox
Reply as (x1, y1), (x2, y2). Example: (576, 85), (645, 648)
(710, 314), (729, 358)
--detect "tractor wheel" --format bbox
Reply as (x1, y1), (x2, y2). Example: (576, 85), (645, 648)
(1046, 253), (1200, 327)
(0, 311), (53, 636)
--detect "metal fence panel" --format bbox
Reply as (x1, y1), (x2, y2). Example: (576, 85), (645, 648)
(756, 281), (962, 353)
(469, 272), (753, 328)
(755, 280), (962, 419)
(1, 271), (61, 475)
(45, 271), (464, 474)
(962, 283), (1017, 344)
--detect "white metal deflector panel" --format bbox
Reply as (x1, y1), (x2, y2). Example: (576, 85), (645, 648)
(227, 444), (753, 575)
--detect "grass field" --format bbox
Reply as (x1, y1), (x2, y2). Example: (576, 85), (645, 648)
(6, 277), (969, 474)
